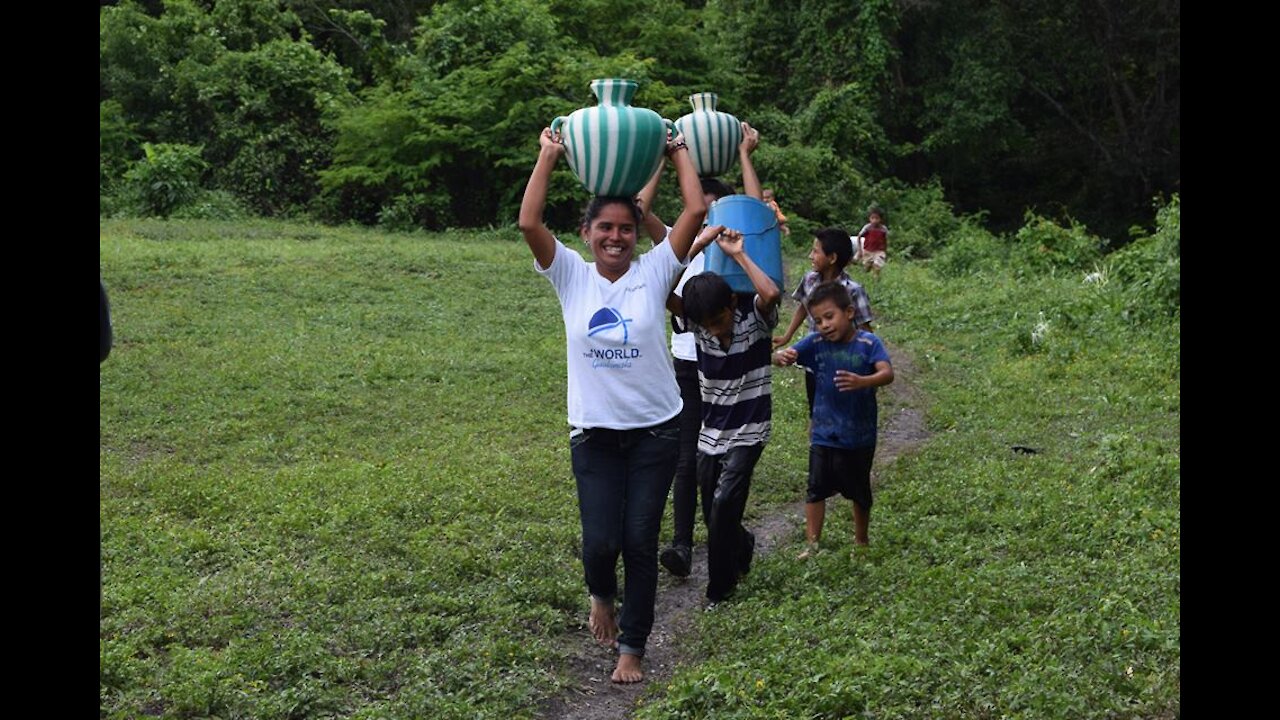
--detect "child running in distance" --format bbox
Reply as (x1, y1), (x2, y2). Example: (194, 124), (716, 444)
(761, 188), (790, 236)
(854, 207), (889, 280)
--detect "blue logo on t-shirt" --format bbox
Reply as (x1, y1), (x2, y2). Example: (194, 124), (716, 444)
(587, 307), (633, 344)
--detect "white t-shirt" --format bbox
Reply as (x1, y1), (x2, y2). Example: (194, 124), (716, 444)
(537, 239), (688, 430)
(670, 252), (705, 362)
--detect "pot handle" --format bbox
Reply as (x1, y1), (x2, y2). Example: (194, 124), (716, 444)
(663, 118), (678, 141)
(550, 116), (568, 140)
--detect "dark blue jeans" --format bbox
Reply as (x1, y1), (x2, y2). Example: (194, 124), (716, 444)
(570, 416), (680, 656)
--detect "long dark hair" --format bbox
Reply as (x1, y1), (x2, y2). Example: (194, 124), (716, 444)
(581, 196), (644, 230)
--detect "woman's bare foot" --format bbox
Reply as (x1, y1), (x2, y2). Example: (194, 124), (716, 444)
(588, 596), (618, 646)
(611, 653), (644, 683)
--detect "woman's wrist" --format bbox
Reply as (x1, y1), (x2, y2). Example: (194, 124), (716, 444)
(665, 140), (689, 157)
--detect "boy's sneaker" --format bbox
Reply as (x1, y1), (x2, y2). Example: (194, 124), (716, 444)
(660, 544), (692, 577)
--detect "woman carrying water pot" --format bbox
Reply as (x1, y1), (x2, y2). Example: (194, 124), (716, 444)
(518, 124), (710, 683)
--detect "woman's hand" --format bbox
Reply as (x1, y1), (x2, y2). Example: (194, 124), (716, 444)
(665, 130), (689, 158)
(739, 122), (759, 155)
(520, 128), (565, 268)
(773, 347), (798, 367)
(540, 127), (566, 157)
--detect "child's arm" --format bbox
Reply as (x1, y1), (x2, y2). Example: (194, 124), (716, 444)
(834, 361), (894, 391)
(773, 201), (791, 236)
(685, 223), (724, 263)
(849, 285), (874, 333)
(666, 224), (724, 314)
(738, 122), (763, 200)
(517, 128), (565, 269)
(773, 332), (816, 367)
(714, 229), (780, 312)
(773, 303), (808, 348)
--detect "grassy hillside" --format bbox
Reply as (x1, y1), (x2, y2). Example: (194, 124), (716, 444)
(100, 219), (1178, 719)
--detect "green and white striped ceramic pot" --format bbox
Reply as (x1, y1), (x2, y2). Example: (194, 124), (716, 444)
(675, 92), (743, 178)
(551, 78), (676, 198)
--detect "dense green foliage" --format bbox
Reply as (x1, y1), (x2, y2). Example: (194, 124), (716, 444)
(101, 0), (356, 217)
(120, 142), (209, 218)
(100, 0), (1178, 239)
(101, 193), (1178, 717)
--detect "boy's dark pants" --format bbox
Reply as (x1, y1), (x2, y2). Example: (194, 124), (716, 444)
(670, 359), (702, 549)
(697, 444), (764, 601)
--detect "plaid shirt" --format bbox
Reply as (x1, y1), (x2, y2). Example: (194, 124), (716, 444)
(791, 270), (874, 331)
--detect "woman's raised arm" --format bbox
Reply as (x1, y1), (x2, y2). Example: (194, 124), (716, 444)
(664, 135), (708, 262)
(518, 128), (566, 269)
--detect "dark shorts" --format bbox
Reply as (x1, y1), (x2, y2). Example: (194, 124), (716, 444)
(807, 444), (874, 509)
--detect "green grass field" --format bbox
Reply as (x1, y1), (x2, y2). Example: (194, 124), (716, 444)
(100, 218), (1178, 719)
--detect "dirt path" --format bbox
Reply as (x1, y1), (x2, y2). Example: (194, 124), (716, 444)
(538, 343), (930, 720)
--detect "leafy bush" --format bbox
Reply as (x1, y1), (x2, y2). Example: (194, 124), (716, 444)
(931, 222), (1008, 277)
(193, 39), (355, 216)
(1011, 211), (1105, 275)
(741, 106), (799, 143)
(122, 143), (209, 218)
(794, 82), (890, 162)
(746, 143), (867, 233)
(1009, 310), (1053, 356)
(100, 100), (140, 193)
(100, 0), (354, 218)
(375, 193), (453, 233)
(322, 0), (578, 230)
(863, 179), (963, 259)
(170, 190), (251, 221)
(1109, 194), (1180, 322)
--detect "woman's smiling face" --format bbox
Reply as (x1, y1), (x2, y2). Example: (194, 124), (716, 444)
(582, 202), (639, 279)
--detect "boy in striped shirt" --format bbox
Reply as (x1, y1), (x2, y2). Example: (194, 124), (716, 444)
(671, 225), (781, 605)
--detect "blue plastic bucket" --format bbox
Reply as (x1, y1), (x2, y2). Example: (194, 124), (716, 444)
(703, 195), (783, 294)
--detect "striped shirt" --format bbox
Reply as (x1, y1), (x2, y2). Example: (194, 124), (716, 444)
(684, 294), (779, 455)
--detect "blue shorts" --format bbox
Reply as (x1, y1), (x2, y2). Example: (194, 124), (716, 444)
(807, 444), (874, 509)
